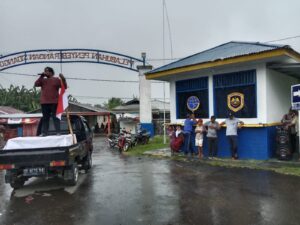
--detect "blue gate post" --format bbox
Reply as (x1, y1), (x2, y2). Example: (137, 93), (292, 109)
(137, 54), (154, 137)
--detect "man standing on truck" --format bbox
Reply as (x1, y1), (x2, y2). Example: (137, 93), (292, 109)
(34, 67), (67, 136)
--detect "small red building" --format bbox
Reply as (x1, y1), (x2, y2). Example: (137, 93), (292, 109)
(0, 113), (42, 140)
(0, 106), (41, 140)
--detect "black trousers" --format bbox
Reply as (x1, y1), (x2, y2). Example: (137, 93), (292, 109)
(207, 137), (218, 157)
(41, 104), (60, 135)
(290, 133), (296, 153)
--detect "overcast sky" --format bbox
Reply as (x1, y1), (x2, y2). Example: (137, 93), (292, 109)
(1, 0), (300, 105)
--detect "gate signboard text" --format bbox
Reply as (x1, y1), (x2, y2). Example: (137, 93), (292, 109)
(0, 49), (143, 72)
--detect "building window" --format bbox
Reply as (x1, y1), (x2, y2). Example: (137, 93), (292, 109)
(213, 69), (257, 118)
(176, 77), (209, 119)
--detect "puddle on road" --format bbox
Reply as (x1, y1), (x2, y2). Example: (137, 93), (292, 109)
(12, 173), (87, 198)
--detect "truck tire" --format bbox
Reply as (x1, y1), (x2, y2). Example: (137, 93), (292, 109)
(83, 152), (92, 172)
(65, 163), (79, 186)
(10, 178), (25, 189)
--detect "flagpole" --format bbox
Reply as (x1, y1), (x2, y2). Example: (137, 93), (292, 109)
(66, 107), (75, 144)
(57, 76), (74, 144)
(60, 51), (63, 74)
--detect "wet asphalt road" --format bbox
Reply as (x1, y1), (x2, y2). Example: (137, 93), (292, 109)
(1, 137), (300, 225)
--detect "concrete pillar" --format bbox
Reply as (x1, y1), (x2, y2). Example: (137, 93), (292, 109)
(137, 65), (154, 136)
(208, 75), (214, 118)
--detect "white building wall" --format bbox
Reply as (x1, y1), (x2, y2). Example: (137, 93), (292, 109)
(169, 80), (177, 123)
(119, 121), (137, 134)
(208, 75), (214, 118)
(256, 64), (267, 124)
(266, 69), (299, 123)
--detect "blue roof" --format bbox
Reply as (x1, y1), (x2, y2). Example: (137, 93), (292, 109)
(147, 41), (290, 74)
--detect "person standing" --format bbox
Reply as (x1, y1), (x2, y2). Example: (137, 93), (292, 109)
(204, 116), (220, 159)
(34, 67), (67, 136)
(170, 125), (185, 154)
(175, 125), (183, 138)
(289, 110), (299, 159)
(195, 119), (205, 159)
(183, 113), (197, 158)
(281, 107), (297, 153)
(220, 112), (244, 160)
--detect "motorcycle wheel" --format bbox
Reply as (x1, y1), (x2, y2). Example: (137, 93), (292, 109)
(142, 137), (149, 145)
(123, 143), (130, 152)
(109, 141), (114, 148)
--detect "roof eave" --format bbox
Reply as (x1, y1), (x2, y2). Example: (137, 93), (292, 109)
(146, 48), (300, 80)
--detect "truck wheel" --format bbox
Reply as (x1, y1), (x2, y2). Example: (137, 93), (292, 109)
(65, 163), (79, 186)
(83, 152), (92, 172)
(10, 178), (25, 189)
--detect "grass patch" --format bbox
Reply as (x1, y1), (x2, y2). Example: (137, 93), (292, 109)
(273, 167), (300, 176)
(124, 136), (300, 177)
(125, 135), (169, 156)
(201, 159), (300, 176)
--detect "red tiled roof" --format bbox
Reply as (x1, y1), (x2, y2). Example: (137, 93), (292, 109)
(0, 106), (24, 115)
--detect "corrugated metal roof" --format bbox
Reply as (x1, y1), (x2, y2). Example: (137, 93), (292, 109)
(0, 113), (42, 118)
(147, 41), (290, 74)
(112, 100), (170, 112)
(0, 106), (24, 115)
(70, 102), (110, 113)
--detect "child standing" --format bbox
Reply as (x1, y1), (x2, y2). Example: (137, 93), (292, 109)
(195, 119), (205, 159)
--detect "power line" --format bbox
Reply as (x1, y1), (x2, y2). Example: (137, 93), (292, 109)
(265, 35), (300, 43)
(147, 35), (300, 62)
(147, 57), (181, 61)
(75, 96), (134, 100)
(74, 95), (169, 100)
(0, 71), (164, 83)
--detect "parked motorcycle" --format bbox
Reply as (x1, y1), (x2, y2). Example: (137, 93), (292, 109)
(107, 133), (119, 149)
(117, 129), (132, 152)
(133, 129), (150, 145)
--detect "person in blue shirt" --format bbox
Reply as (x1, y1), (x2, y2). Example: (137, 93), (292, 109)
(183, 113), (197, 158)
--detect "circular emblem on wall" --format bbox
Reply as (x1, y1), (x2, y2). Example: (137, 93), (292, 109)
(227, 92), (244, 112)
(187, 96), (200, 112)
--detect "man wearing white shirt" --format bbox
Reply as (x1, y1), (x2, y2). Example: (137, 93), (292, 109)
(220, 112), (244, 160)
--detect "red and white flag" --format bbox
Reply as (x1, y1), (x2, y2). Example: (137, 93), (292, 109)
(56, 79), (68, 120)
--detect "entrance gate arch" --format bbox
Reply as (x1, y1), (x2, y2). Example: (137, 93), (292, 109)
(0, 48), (143, 72)
(0, 48), (154, 136)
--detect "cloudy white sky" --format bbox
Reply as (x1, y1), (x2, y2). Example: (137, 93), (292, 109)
(1, 0), (300, 105)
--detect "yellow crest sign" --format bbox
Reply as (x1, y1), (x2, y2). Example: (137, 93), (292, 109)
(227, 92), (244, 112)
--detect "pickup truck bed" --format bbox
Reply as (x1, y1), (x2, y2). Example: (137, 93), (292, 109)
(0, 115), (93, 189)
(0, 145), (75, 166)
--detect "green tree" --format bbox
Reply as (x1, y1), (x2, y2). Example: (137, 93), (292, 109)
(94, 104), (103, 108)
(103, 97), (124, 110)
(0, 85), (41, 112)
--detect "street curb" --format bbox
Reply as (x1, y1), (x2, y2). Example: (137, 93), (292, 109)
(143, 147), (300, 167)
